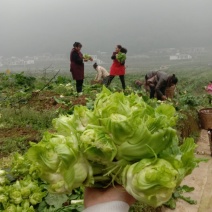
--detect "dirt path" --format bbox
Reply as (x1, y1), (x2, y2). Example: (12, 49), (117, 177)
(162, 129), (212, 212)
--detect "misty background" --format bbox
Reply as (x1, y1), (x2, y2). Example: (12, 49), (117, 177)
(1, 0), (212, 57)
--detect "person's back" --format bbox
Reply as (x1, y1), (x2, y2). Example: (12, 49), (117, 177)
(145, 70), (178, 100)
(145, 71), (157, 81)
(97, 65), (109, 79)
(93, 62), (109, 84)
(154, 71), (169, 99)
(156, 71), (169, 82)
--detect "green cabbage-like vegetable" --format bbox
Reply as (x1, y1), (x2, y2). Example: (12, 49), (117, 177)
(116, 52), (126, 63)
(27, 132), (79, 172)
(25, 87), (200, 208)
(83, 54), (92, 60)
(122, 158), (178, 207)
(80, 125), (117, 163)
(27, 132), (93, 194)
(0, 193), (8, 205)
(0, 155), (46, 211)
(0, 170), (9, 185)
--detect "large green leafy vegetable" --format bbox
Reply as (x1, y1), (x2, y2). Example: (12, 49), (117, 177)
(116, 52), (126, 63)
(122, 158), (179, 207)
(26, 86), (200, 208)
(83, 54), (92, 60)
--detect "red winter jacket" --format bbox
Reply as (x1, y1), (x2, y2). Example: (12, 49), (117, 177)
(109, 52), (125, 76)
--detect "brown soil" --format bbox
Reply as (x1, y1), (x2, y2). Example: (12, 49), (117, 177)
(28, 90), (68, 110)
(0, 127), (39, 140)
(28, 91), (88, 110)
(70, 94), (87, 106)
(0, 127), (41, 158)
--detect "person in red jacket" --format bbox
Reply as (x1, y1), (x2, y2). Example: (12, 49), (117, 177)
(70, 42), (93, 95)
(106, 45), (127, 90)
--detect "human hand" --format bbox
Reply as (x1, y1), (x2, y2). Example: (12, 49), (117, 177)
(84, 185), (135, 209)
(161, 95), (167, 100)
(148, 82), (155, 87)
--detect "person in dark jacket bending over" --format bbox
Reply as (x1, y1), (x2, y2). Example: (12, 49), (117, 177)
(145, 71), (178, 100)
(70, 42), (93, 95)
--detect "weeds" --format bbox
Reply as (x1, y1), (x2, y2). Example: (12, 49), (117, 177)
(0, 107), (57, 130)
(0, 137), (30, 156)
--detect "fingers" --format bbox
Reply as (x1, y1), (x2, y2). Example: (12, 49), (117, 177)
(84, 186), (135, 208)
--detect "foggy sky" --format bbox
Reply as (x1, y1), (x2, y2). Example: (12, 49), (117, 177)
(1, 0), (212, 57)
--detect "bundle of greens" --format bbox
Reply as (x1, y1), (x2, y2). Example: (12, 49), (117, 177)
(116, 52), (126, 63)
(26, 87), (200, 208)
(83, 54), (92, 60)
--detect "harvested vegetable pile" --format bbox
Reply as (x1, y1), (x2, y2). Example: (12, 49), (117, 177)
(0, 154), (47, 211)
(26, 87), (199, 208)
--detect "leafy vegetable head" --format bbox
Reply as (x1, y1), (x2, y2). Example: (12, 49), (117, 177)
(83, 54), (91, 60)
(80, 126), (117, 163)
(27, 132), (79, 173)
(116, 52), (126, 63)
(122, 158), (178, 208)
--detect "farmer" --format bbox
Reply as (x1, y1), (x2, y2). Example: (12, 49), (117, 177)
(145, 71), (178, 100)
(106, 45), (127, 90)
(70, 42), (93, 95)
(92, 62), (109, 85)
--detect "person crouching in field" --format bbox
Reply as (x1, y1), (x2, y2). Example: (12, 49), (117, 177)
(145, 71), (178, 100)
(92, 63), (110, 85)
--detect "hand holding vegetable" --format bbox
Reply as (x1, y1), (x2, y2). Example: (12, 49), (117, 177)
(116, 52), (126, 63)
(83, 54), (93, 61)
(162, 95), (167, 100)
(26, 87), (200, 208)
(84, 185), (135, 209)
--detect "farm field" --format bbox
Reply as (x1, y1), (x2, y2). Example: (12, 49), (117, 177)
(0, 55), (212, 212)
